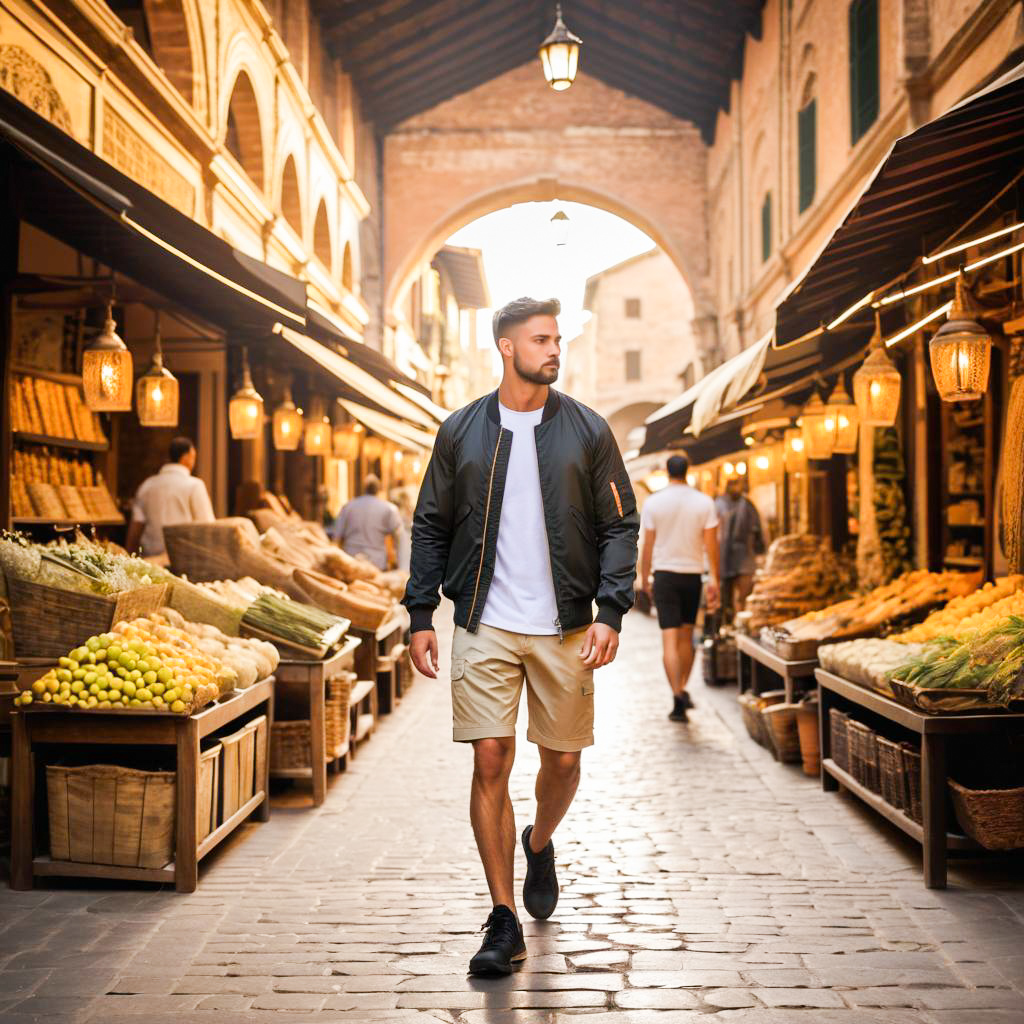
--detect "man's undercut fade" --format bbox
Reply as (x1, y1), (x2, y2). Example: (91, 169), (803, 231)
(492, 296), (561, 345)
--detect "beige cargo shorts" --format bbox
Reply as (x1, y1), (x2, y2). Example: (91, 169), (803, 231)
(450, 623), (595, 752)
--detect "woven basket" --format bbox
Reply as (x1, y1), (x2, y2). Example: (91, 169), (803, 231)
(829, 708), (850, 773)
(949, 780), (1024, 850)
(326, 671), (353, 757)
(737, 689), (785, 747)
(762, 703), (802, 763)
(847, 720), (880, 792)
(46, 763), (175, 868)
(270, 720), (313, 771)
(6, 577), (168, 659)
(901, 743), (923, 823)
(876, 736), (905, 811)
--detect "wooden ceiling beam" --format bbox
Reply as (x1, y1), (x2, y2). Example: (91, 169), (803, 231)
(581, 53), (694, 119)
(317, 0), (417, 36)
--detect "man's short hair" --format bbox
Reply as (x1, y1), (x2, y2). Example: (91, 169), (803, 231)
(666, 454), (689, 479)
(169, 436), (195, 463)
(363, 474), (381, 496)
(492, 296), (561, 344)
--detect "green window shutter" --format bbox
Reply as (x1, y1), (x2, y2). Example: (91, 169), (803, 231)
(761, 192), (772, 264)
(798, 99), (816, 213)
(849, 0), (879, 144)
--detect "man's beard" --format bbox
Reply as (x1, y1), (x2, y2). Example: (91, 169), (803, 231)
(513, 351), (559, 386)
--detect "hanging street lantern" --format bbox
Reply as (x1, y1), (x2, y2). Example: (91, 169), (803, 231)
(83, 302), (133, 412)
(228, 348), (263, 440)
(853, 317), (902, 425)
(304, 416), (330, 456)
(550, 209), (570, 246)
(801, 390), (835, 460)
(539, 4), (582, 91)
(362, 435), (384, 461)
(333, 421), (360, 461)
(929, 271), (992, 402)
(826, 381), (859, 455)
(136, 314), (179, 427)
(273, 386), (303, 450)
(783, 427), (805, 473)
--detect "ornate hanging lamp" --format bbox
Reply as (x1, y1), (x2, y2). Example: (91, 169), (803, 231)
(362, 435), (384, 461)
(853, 314), (902, 425)
(135, 313), (179, 427)
(825, 380), (859, 455)
(928, 271), (992, 402)
(304, 415), (331, 456)
(83, 302), (133, 412)
(783, 427), (805, 473)
(228, 348), (264, 440)
(333, 420), (360, 461)
(538, 4), (582, 91)
(272, 385), (303, 451)
(801, 388), (835, 460)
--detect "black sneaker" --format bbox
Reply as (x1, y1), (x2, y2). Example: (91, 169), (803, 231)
(521, 824), (559, 920)
(681, 690), (695, 710)
(668, 696), (689, 722)
(468, 904), (526, 975)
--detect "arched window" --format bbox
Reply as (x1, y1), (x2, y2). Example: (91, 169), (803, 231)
(280, 155), (302, 237)
(849, 0), (879, 144)
(797, 74), (817, 214)
(312, 200), (332, 269)
(108, 0), (195, 104)
(341, 242), (353, 291)
(225, 71), (263, 189)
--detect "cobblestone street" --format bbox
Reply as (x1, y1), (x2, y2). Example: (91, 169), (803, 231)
(3, 606), (1024, 1024)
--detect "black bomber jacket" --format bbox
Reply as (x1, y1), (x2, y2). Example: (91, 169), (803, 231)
(402, 388), (640, 638)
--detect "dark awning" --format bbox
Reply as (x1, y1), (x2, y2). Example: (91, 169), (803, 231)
(432, 246), (491, 309)
(774, 58), (1024, 348)
(0, 90), (307, 332)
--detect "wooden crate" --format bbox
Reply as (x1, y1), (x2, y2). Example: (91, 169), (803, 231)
(220, 714), (267, 821)
(197, 743), (221, 843)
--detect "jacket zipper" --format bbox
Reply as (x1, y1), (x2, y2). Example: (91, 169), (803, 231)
(467, 426), (505, 627)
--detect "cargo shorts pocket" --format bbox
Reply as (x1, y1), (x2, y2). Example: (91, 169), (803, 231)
(451, 657), (466, 682)
(581, 673), (595, 696)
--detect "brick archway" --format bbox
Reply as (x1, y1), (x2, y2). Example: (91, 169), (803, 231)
(142, 0), (197, 106)
(224, 69), (263, 190)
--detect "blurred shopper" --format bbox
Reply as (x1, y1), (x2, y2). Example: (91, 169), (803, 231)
(715, 477), (764, 622)
(403, 296), (638, 976)
(125, 436), (214, 563)
(638, 455), (720, 723)
(329, 474), (402, 571)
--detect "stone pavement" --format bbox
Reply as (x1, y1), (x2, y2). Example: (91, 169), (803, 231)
(2, 604), (1024, 1023)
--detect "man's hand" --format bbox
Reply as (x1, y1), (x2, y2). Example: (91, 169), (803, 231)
(580, 623), (619, 668)
(410, 630), (439, 679)
(705, 579), (721, 613)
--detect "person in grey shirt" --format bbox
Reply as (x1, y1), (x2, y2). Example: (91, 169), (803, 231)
(329, 474), (403, 570)
(714, 476), (764, 622)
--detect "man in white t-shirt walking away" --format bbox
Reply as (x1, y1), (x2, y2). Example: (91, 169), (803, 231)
(638, 454), (720, 722)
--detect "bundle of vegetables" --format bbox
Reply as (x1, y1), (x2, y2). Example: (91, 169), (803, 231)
(893, 576), (1024, 643)
(241, 591), (348, 653)
(893, 616), (1024, 706)
(13, 615), (232, 713)
(818, 638), (927, 691)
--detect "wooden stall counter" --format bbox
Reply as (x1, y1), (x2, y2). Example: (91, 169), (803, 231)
(736, 633), (819, 703)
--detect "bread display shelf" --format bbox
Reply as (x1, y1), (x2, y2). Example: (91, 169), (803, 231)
(14, 431), (108, 452)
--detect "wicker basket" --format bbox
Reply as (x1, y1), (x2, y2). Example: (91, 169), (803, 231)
(829, 708), (850, 773)
(46, 763), (175, 868)
(326, 671), (353, 757)
(270, 720), (313, 771)
(738, 689), (785, 747)
(901, 743), (923, 823)
(847, 720), (880, 793)
(795, 700), (820, 776)
(5, 577), (168, 660)
(763, 703), (802, 763)
(876, 736), (905, 812)
(949, 780), (1024, 850)
(220, 714), (267, 820)
(197, 743), (221, 843)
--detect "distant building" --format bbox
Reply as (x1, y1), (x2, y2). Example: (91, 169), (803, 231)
(565, 249), (701, 452)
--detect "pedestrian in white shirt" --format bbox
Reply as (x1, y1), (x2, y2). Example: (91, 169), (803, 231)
(638, 454), (720, 722)
(125, 437), (215, 562)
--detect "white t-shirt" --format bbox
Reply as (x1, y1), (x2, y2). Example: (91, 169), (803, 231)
(479, 403), (559, 635)
(640, 483), (719, 574)
(131, 463), (215, 557)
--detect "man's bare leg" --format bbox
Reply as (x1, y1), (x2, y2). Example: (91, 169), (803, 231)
(660, 626), (685, 696)
(675, 625), (696, 695)
(530, 746), (581, 851)
(470, 736), (518, 911)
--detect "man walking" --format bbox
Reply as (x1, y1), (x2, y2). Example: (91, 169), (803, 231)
(403, 296), (639, 976)
(638, 455), (720, 722)
(328, 474), (403, 570)
(715, 476), (764, 622)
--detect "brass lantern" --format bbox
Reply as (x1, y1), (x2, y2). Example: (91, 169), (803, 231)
(826, 381), (859, 455)
(333, 422), (360, 461)
(304, 416), (330, 456)
(801, 390), (835, 460)
(783, 427), (806, 473)
(228, 349), (264, 440)
(272, 387), (303, 451)
(83, 303), (133, 411)
(538, 5), (582, 91)
(853, 319), (902, 425)
(929, 272), (992, 402)
(362, 435), (384, 461)
(135, 315), (179, 428)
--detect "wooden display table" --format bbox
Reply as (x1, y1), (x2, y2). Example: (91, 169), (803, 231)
(272, 637), (360, 805)
(352, 608), (408, 717)
(736, 634), (818, 703)
(816, 668), (1024, 889)
(10, 678), (273, 893)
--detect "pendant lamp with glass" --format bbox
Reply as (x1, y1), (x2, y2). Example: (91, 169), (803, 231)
(272, 386), (303, 450)
(83, 302), (133, 411)
(853, 314), (902, 425)
(538, 4), (582, 91)
(333, 421), (360, 461)
(304, 415), (331, 456)
(929, 271), (992, 402)
(362, 435), (384, 461)
(228, 349), (263, 440)
(801, 388), (835, 460)
(136, 313), (179, 427)
(783, 427), (806, 473)
(826, 380), (859, 455)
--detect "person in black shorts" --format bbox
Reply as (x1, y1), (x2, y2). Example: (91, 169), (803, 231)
(638, 455), (720, 721)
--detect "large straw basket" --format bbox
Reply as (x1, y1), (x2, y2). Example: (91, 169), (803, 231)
(6, 577), (168, 659)
(762, 703), (802, 763)
(949, 780), (1024, 850)
(876, 736), (905, 811)
(326, 672), (353, 756)
(46, 763), (175, 868)
(738, 689), (785, 747)
(900, 743), (923, 823)
(829, 708), (850, 773)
